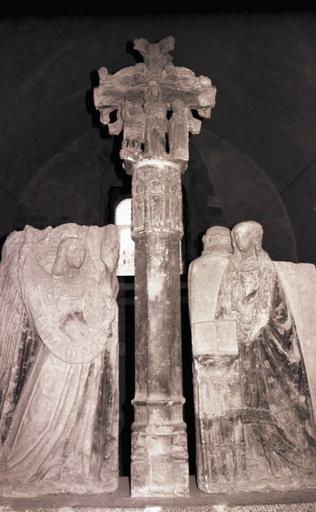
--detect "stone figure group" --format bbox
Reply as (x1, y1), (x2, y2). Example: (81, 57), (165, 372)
(2, 34), (315, 503)
(0, 219), (314, 498)
(94, 37), (216, 171)
(118, 85), (204, 163)
(189, 221), (316, 493)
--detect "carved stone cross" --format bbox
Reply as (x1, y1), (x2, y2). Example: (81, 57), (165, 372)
(94, 36), (216, 498)
(94, 36), (216, 172)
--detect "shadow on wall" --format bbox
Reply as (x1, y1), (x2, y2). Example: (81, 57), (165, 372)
(183, 128), (298, 265)
(0, 132), (124, 257)
(282, 159), (316, 265)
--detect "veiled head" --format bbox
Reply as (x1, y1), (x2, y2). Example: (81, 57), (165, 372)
(202, 226), (232, 256)
(231, 221), (263, 255)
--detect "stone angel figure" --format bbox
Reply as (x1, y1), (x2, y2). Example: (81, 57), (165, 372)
(0, 224), (120, 496)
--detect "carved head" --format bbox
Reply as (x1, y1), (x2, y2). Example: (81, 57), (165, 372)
(52, 237), (86, 275)
(231, 221), (263, 256)
(172, 99), (185, 113)
(202, 226), (232, 256)
(146, 81), (161, 100)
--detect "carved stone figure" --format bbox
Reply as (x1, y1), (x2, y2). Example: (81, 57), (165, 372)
(94, 36), (216, 174)
(120, 101), (145, 161)
(189, 221), (316, 493)
(0, 224), (119, 496)
(144, 82), (167, 158)
(168, 99), (201, 161)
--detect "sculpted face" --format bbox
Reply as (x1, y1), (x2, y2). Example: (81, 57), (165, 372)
(232, 225), (254, 253)
(65, 240), (86, 269)
(232, 221), (263, 254)
(172, 99), (185, 113)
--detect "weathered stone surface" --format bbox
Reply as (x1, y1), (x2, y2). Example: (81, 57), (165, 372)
(130, 159), (188, 497)
(0, 223), (120, 495)
(0, 476), (316, 511)
(94, 37), (215, 497)
(275, 261), (316, 414)
(94, 36), (216, 173)
(189, 221), (316, 494)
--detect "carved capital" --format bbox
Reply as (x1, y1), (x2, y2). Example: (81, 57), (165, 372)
(131, 159), (183, 238)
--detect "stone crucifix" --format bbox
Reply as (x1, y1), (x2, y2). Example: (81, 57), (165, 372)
(94, 36), (216, 497)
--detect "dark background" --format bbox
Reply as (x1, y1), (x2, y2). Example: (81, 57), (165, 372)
(1, 10), (315, 475)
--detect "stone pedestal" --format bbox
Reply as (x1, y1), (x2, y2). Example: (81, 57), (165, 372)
(131, 159), (188, 496)
(1, 477), (316, 512)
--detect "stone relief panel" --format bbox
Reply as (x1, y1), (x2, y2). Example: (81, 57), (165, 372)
(189, 222), (316, 494)
(0, 223), (120, 496)
(131, 163), (183, 237)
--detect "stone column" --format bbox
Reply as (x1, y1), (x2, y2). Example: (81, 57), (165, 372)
(131, 159), (187, 496)
(93, 36), (216, 497)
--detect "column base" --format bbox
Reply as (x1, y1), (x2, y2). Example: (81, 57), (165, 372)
(131, 424), (189, 497)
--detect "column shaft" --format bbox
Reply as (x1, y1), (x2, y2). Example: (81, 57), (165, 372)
(131, 160), (189, 497)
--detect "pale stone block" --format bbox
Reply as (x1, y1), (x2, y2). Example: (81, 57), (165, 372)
(276, 261), (316, 414)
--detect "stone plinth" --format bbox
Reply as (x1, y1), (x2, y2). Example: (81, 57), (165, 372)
(0, 477), (316, 512)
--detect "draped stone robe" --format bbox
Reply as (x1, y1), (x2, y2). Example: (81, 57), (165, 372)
(0, 224), (119, 496)
(207, 252), (316, 491)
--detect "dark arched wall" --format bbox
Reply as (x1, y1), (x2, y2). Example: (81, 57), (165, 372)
(183, 130), (297, 264)
(0, 14), (315, 262)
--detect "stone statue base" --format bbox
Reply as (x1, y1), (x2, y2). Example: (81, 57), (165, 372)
(0, 477), (315, 511)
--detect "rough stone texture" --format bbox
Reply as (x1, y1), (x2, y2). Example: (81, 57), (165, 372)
(93, 37), (215, 496)
(189, 221), (316, 494)
(275, 261), (316, 413)
(0, 476), (316, 511)
(94, 36), (216, 174)
(131, 160), (188, 497)
(0, 224), (120, 496)
(0, 504), (315, 511)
